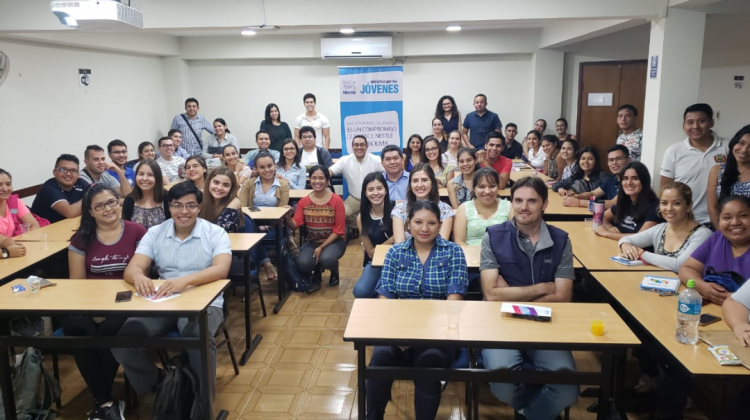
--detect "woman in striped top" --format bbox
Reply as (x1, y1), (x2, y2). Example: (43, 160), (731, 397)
(284, 165), (347, 287)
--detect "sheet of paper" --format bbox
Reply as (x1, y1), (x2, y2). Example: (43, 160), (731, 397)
(500, 303), (552, 317)
(135, 286), (180, 303)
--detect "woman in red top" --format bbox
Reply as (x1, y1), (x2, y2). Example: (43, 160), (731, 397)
(284, 165), (346, 287)
(65, 184), (146, 419)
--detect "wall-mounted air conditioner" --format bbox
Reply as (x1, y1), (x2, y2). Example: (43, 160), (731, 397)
(321, 37), (392, 60)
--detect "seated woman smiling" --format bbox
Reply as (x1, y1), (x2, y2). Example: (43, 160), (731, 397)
(367, 200), (467, 420)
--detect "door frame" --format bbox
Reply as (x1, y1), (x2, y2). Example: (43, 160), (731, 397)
(575, 59), (648, 140)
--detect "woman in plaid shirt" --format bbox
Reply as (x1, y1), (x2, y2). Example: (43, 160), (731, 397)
(367, 200), (468, 420)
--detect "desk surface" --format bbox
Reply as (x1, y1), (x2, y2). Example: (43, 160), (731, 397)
(242, 206), (290, 221)
(0, 241), (70, 282)
(550, 222), (672, 272)
(14, 217), (80, 243)
(594, 271), (748, 376)
(510, 169), (552, 184)
(344, 299), (639, 348)
(289, 189), (313, 199)
(0, 279), (228, 315)
(228, 233), (265, 251)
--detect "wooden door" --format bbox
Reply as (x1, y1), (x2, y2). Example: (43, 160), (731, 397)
(576, 61), (647, 171)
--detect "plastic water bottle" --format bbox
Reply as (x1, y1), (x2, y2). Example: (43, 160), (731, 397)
(676, 279), (702, 345)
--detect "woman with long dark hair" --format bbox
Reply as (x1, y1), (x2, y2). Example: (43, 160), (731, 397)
(454, 168), (511, 246)
(421, 136), (455, 187)
(392, 162), (455, 242)
(368, 199), (467, 420)
(435, 95), (462, 136)
(553, 147), (609, 202)
(66, 184), (146, 419)
(555, 117), (576, 142)
(430, 117), (449, 153)
(541, 135), (560, 179)
(184, 155), (208, 192)
(441, 130), (462, 167)
(353, 172), (394, 298)
(403, 134), (423, 172)
(596, 162), (663, 240)
(122, 159), (171, 230)
(526, 130), (545, 170)
(201, 166), (245, 233)
(276, 138), (306, 190)
(557, 138), (579, 182)
(707, 124), (750, 228)
(260, 103), (293, 153)
(221, 144), (253, 186)
(447, 148), (478, 209)
(203, 118), (240, 163)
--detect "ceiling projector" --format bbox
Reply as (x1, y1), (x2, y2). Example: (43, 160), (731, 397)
(51, 0), (143, 31)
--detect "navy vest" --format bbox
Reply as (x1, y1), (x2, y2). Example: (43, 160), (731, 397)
(486, 222), (569, 287)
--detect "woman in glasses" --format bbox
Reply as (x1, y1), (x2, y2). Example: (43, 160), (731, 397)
(65, 184), (147, 419)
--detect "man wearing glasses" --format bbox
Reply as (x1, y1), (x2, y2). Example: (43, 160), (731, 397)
(31, 154), (90, 223)
(106, 139), (136, 187)
(114, 181), (231, 405)
(156, 137), (186, 183)
(559, 144), (631, 210)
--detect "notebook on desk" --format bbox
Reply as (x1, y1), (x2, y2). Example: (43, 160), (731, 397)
(639, 275), (680, 294)
(610, 256), (645, 267)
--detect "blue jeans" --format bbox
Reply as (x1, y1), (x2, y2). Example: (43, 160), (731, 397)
(366, 346), (454, 420)
(481, 349), (579, 420)
(353, 263), (381, 298)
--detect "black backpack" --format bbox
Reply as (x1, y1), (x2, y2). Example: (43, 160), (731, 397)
(152, 352), (204, 420)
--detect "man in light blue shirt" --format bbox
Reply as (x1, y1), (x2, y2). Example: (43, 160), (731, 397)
(380, 145), (409, 202)
(170, 98), (214, 156)
(113, 182), (231, 402)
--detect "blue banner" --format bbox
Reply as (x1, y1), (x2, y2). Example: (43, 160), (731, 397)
(338, 66), (403, 156)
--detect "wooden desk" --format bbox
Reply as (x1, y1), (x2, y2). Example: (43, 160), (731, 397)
(228, 233), (265, 365)
(13, 217), (80, 242)
(549, 222), (672, 272)
(438, 188), (511, 198)
(344, 299), (639, 420)
(595, 271), (747, 376)
(0, 279), (230, 420)
(0, 241), (69, 284)
(241, 207), (291, 313)
(510, 169), (552, 184)
(371, 244), (481, 268)
(288, 189), (312, 201)
(543, 194), (591, 220)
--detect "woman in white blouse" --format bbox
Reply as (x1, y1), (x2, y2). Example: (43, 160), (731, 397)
(526, 130), (545, 170)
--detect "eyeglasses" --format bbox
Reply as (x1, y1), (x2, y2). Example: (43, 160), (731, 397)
(170, 202), (200, 210)
(56, 168), (79, 174)
(424, 146), (439, 153)
(607, 156), (627, 163)
(160, 144), (174, 149)
(92, 198), (119, 212)
(110, 150), (128, 155)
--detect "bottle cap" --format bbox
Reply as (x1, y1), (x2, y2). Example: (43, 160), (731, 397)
(590, 196), (595, 200)
(687, 279), (696, 289)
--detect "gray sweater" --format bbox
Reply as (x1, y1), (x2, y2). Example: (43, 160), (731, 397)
(618, 223), (712, 272)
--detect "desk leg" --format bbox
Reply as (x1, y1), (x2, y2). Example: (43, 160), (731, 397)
(199, 311), (223, 420)
(0, 337), (17, 420)
(240, 253), (263, 366)
(357, 343), (366, 420)
(272, 222), (289, 314)
(596, 350), (614, 420)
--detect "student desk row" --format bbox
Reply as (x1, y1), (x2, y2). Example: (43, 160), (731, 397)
(344, 299), (640, 420)
(0, 279), (231, 420)
(227, 233), (265, 365)
(437, 188), (590, 221)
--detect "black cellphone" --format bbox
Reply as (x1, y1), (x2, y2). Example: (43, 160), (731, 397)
(250, 207), (261, 212)
(699, 313), (721, 326)
(115, 291), (133, 303)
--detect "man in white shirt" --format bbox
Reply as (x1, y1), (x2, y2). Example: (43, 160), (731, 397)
(329, 135), (383, 229)
(661, 103), (727, 225)
(299, 126), (333, 168)
(78, 145), (132, 198)
(615, 104), (644, 161)
(294, 93), (331, 149)
(156, 137), (186, 184)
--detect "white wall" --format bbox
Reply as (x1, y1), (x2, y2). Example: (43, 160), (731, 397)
(186, 54), (532, 150)
(0, 38), (169, 190)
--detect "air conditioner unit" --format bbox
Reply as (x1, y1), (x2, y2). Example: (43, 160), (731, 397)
(51, 0), (143, 31)
(321, 37), (392, 60)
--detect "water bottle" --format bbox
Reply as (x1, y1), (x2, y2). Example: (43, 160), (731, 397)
(588, 196), (595, 212)
(676, 279), (702, 345)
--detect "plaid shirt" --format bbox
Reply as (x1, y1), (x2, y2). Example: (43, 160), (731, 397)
(170, 113), (214, 155)
(377, 236), (468, 300)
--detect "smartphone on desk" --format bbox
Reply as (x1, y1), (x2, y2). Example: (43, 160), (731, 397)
(115, 291), (132, 303)
(699, 313), (721, 326)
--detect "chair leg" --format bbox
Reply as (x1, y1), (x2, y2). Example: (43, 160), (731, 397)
(564, 406), (570, 420)
(222, 326), (240, 375)
(52, 350), (61, 408)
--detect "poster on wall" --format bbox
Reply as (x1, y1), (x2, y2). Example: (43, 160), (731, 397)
(338, 66), (403, 156)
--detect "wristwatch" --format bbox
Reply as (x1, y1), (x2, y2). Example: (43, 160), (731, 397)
(1, 248), (8, 259)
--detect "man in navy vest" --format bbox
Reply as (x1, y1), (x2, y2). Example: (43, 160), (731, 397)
(479, 176), (579, 420)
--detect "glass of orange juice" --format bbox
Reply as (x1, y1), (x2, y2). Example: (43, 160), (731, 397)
(590, 311), (607, 336)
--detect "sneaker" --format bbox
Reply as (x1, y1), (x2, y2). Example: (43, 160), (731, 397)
(87, 401), (105, 420)
(329, 269), (340, 287)
(100, 400), (126, 420)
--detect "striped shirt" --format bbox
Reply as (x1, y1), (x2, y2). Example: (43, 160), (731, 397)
(293, 193), (346, 243)
(135, 218), (231, 308)
(157, 155), (186, 183)
(170, 113), (215, 155)
(377, 236), (468, 300)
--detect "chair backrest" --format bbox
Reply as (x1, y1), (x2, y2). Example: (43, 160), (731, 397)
(241, 214), (256, 234)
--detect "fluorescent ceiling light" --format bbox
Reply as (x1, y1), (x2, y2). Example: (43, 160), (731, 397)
(447, 25), (462, 32)
(340, 28), (355, 34)
(241, 29), (257, 36)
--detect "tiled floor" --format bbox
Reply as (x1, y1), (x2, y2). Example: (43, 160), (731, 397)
(48, 240), (707, 420)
